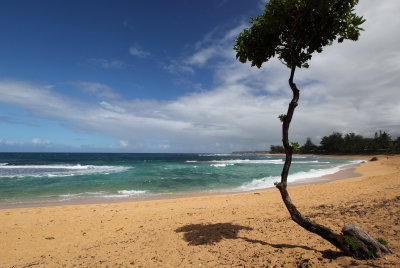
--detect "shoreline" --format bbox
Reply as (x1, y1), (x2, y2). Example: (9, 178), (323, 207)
(0, 155), (366, 210)
(0, 155), (399, 267)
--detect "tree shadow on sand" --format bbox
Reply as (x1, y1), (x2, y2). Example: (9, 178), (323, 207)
(241, 237), (345, 259)
(175, 222), (346, 260)
(175, 223), (252, 245)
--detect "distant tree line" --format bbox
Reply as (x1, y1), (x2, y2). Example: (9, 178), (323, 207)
(270, 131), (400, 154)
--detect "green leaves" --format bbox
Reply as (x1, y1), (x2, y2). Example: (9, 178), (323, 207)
(291, 142), (300, 153)
(234, 0), (365, 69)
(376, 238), (388, 247)
(344, 235), (361, 252)
(278, 114), (287, 122)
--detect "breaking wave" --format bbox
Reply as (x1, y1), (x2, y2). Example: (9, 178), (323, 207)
(234, 161), (362, 192)
(0, 164), (130, 178)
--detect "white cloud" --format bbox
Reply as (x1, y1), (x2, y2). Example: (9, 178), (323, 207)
(157, 144), (171, 150)
(185, 23), (246, 69)
(186, 47), (217, 67)
(70, 81), (120, 99)
(129, 45), (150, 58)
(163, 23), (247, 75)
(100, 101), (126, 113)
(31, 138), (51, 145)
(90, 58), (125, 69)
(0, 139), (23, 146)
(0, 138), (51, 147)
(163, 60), (194, 74)
(119, 140), (128, 148)
(0, 78), (277, 152)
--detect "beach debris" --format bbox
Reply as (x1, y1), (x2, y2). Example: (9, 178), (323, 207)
(370, 157), (378, 161)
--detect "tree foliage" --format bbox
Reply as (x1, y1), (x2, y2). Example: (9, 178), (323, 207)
(270, 145), (285, 154)
(234, 0), (365, 69)
(272, 131), (400, 154)
(320, 132), (344, 153)
(299, 137), (318, 153)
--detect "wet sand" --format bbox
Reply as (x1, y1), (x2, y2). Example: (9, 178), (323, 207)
(0, 155), (399, 267)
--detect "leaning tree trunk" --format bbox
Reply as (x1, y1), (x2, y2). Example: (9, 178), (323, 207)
(275, 65), (393, 259)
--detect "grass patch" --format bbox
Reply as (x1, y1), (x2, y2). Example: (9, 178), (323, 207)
(396, 196), (400, 200)
(364, 251), (373, 259)
(376, 238), (388, 246)
(344, 235), (360, 252)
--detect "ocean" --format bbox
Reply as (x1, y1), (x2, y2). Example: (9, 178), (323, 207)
(0, 153), (362, 205)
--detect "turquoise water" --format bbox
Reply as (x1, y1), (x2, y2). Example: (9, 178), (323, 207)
(0, 153), (361, 204)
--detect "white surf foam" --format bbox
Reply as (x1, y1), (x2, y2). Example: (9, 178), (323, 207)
(234, 162), (361, 192)
(117, 190), (147, 195)
(211, 163), (234, 167)
(0, 164), (131, 178)
(210, 159), (284, 166)
(58, 191), (108, 200)
(293, 160), (330, 164)
(210, 159), (332, 166)
(101, 190), (150, 199)
(57, 190), (149, 200)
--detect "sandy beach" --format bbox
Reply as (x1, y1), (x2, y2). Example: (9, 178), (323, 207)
(0, 155), (399, 267)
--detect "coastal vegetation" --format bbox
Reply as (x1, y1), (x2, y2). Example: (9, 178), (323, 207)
(270, 130), (400, 154)
(235, 0), (392, 259)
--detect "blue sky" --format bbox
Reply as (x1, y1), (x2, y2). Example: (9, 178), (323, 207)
(1, 0), (400, 153)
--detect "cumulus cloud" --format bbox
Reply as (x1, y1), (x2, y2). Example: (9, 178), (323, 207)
(0, 78), (277, 152)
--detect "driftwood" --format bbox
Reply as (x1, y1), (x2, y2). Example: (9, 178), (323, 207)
(342, 224), (393, 258)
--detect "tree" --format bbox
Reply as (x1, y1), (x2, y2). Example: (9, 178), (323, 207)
(320, 132), (344, 154)
(343, 132), (365, 154)
(300, 137), (318, 154)
(393, 137), (400, 154)
(270, 145), (285, 154)
(235, 0), (392, 258)
(375, 131), (392, 153)
(366, 131), (393, 154)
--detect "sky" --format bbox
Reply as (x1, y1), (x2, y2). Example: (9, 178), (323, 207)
(0, 0), (399, 153)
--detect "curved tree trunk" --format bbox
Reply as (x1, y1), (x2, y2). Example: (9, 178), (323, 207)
(275, 65), (393, 258)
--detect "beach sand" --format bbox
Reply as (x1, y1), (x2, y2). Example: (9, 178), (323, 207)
(0, 155), (399, 267)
